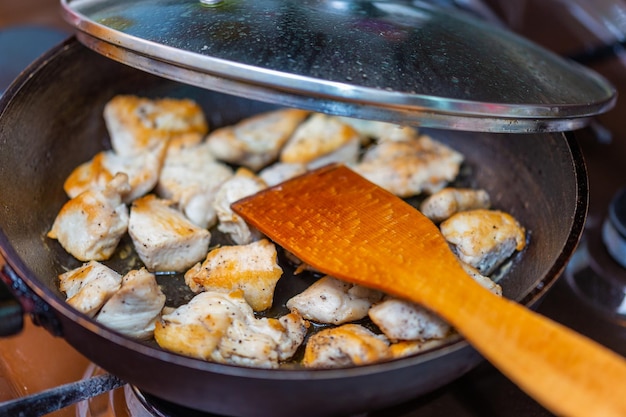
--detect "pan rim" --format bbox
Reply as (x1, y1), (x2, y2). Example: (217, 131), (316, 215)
(0, 37), (588, 385)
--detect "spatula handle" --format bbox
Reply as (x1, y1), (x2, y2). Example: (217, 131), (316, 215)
(231, 164), (626, 417)
(434, 276), (626, 417)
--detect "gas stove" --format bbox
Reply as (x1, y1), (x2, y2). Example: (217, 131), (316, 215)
(1, 1), (626, 416)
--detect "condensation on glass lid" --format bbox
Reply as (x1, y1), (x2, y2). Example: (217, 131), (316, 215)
(61, 0), (616, 132)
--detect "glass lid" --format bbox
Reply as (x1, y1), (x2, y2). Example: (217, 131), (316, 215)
(61, 0), (617, 132)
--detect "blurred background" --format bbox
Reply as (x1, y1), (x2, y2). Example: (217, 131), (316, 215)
(0, 1), (71, 95)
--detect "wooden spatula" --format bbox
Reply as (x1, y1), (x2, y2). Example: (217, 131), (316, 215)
(232, 163), (626, 417)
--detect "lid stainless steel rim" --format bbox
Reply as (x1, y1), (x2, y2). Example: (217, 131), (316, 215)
(61, 0), (617, 133)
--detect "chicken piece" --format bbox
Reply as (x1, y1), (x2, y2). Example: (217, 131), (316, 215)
(280, 113), (361, 167)
(369, 297), (451, 343)
(272, 312), (310, 361)
(155, 292), (230, 361)
(185, 239), (283, 312)
(154, 290), (308, 368)
(369, 262), (502, 343)
(286, 276), (383, 325)
(440, 209), (526, 275)
(157, 133), (234, 228)
(47, 173), (130, 262)
(63, 143), (166, 204)
(461, 261), (502, 296)
(306, 138), (361, 170)
(258, 162), (307, 187)
(206, 108), (310, 171)
(95, 268), (166, 340)
(104, 95), (208, 156)
(389, 339), (449, 359)
(213, 310), (308, 367)
(128, 194), (211, 272)
(302, 324), (391, 368)
(213, 168), (267, 245)
(336, 117), (420, 144)
(420, 187), (491, 223)
(58, 261), (122, 317)
(352, 135), (464, 197)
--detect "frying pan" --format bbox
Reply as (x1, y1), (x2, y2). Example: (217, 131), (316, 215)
(0, 38), (587, 416)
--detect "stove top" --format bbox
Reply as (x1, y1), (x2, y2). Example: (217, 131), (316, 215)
(1, 1), (626, 416)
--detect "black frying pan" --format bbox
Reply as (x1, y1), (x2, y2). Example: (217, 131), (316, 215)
(0, 38), (587, 416)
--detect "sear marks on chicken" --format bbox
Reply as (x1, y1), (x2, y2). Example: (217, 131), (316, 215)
(205, 108), (310, 171)
(286, 275), (383, 325)
(96, 268), (166, 340)
(48, 173), (130, 261)
(420, 187), (491, 223)
(104, 95), (208, 157)
(128, 194), (211, 272)
(154, 290), (308, 368)
(389, 339), (453, 359)
(213, 168), (267, 245)
(440, 209), (526, 275)
(58, 261), (122, 317)
(156, 133), (234, 229)
(63, 142), (167, 205)
(185, 239), (283, 312)
(302, 323), (391, 368)
(279, 113), (361, 169)
(352, 134), (464, 198)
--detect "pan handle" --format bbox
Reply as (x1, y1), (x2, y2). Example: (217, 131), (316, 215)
(0, 256), (62, 337)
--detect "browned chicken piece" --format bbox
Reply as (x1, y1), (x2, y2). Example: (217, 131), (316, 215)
(156, 133), (234, 228)
(205, 108), (310, 171)
(47, 173), (130, 262)
(63, 142), (167, 204)
(213, 168), (267, 245)
(155, 292), (230, 361)
(104, 95), (208, 157)
(420, 187), (491, 223)
(389, 339), (452, 359)
(128, 194), (211, 272)
(279, 113), (361, 168)
(58, 261), (122, 317)
(286, 276), (383, 325)
(96, 268), (166, 340)
(302, 324), (391, 368)
(352, 134), (464, 197)
(440, 209), (526, 275)
(154, 290), (308, 368)
(336, 116), (420, 144)
(184, 239), (283, 312)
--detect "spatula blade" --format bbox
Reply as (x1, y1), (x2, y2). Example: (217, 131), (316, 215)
(231, 163), (465, 302)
